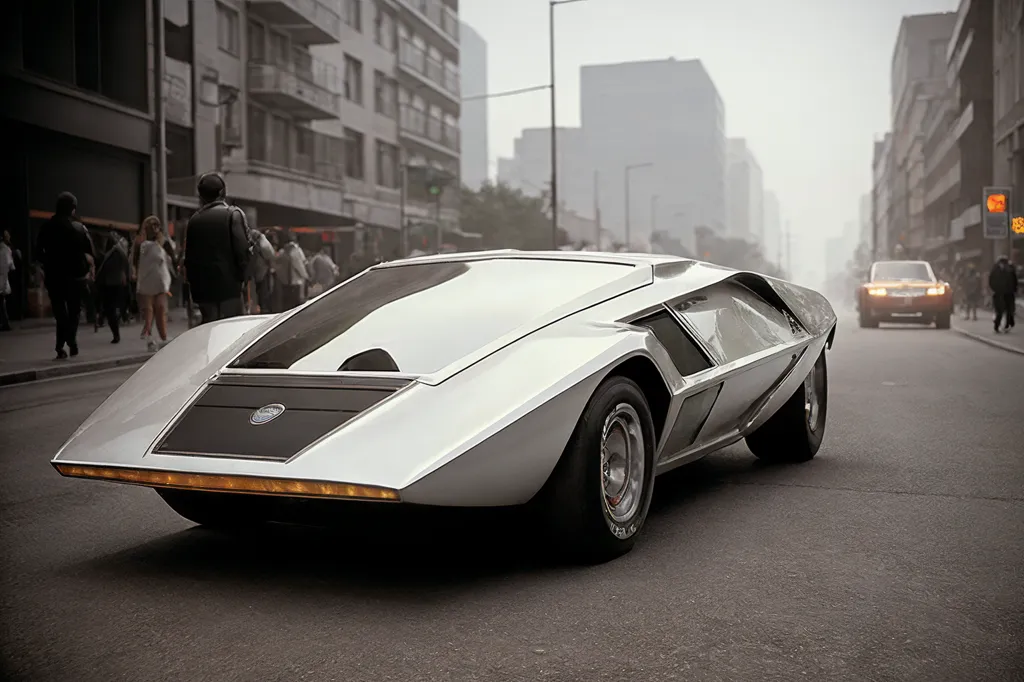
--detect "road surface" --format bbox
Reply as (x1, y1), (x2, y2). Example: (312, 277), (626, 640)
(1, 318), (1022, 681)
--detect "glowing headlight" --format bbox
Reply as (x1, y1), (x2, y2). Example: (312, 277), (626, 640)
(926, 286), (946, 295)
(868, 288), (887, 296)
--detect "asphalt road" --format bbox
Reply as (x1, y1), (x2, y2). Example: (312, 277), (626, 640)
(2, 318), (1023, 682)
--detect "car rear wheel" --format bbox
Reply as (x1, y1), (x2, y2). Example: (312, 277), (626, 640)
(745, 349), (828, 463)
(155, 488), (268, 529)
(535, 375), (657, 565)
(935, 311), (951, 329)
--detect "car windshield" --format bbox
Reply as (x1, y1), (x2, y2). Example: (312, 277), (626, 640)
(871, 262), (932, 282)
(230, 258), (636, 374)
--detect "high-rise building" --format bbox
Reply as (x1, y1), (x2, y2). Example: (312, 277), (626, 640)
(497, 127), (590, 217)
(580, 58), (726, 251)
(872, 133), (893, 260)
(725, 138), (764, 243)
(888, 12), (957, 256)
(763, 190), (782, 263)
(458, 22), (488, 190)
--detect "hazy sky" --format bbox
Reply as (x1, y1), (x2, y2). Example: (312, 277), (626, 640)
(460, 0), (958, 279)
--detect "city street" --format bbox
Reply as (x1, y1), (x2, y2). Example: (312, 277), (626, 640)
(1, 316), (1022, 682)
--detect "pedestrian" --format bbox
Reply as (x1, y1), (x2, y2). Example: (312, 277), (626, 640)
(307, 245), (339, 298)
(273, 233), (309, 311)
(93, 232), (130, 343)
(136, 216), (174, 351)
(35, 192), (95, 359)
(0, 231), (14, 331)
(962, 262), (982, 322)
(247, 228), (275, 313)
(988, 254), (1018, 333)
(182, 172), (253, 324)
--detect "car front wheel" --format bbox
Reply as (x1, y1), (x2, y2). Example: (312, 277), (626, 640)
(535, 375), (657, 565)
(745, 348), (828, 463)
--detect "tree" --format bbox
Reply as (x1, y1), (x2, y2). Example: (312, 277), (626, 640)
(460, 181), (569, 250)
(694, 226), (785, 277)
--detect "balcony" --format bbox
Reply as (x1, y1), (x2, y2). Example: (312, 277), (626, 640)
(395, 0), (459, 49)
(399, 104), (460, 155)
(249, 125), (346, 185)
(248, 0), (342, 45)
(248, 50), (340, 119)
(398, 39), (459, 101)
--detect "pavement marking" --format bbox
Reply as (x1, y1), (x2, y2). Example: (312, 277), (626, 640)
(951, 326), (1024, 356)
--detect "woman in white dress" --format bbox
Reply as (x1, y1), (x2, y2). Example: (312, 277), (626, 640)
(135, 216), (173, 351)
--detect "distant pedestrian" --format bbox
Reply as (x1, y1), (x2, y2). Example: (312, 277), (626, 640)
(247, 228), (275, 313)
(182, 173), (253, 324)
(307, 246), (339, 297)
(94, 232), (130, 343)
(961, 262), (982, 321)
(989, 255), (1018, 333)
(0, 231), (14, 331)
(274, 233), (308, 311)
(136, 216), (174, 351)
(35, 192), (95, 359)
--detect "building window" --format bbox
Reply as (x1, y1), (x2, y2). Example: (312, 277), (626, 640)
(247, 106), (267, 162)
(344, 55), (363, 104)
(374, 71), (396, 117)
(216, 2), (239, 55)
(270, 30), (290, 67)
(376, 140), (399, 188)
(222, 91), (242, 146)
(248, 19), (266, 62)
(344, 128), (365, 179)
(269, 113), (290, 167)
(373, 2), (395, 51)
(344, 0), (362, 32)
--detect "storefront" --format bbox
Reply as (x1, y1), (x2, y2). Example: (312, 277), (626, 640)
(1, 120), (151, 319)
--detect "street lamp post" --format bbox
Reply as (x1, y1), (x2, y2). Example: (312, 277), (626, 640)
(624, 162), (653, 249)
(549, 0), (589, 249)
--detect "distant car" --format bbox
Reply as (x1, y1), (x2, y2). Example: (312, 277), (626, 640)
(52, 251), (836, 564)
(857, 259), (953, 329)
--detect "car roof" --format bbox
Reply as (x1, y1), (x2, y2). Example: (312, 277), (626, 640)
(374, 249), (689, 270)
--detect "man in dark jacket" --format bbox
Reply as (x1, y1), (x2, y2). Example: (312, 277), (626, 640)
(989, 255), (1019, 333)
(35, 192), (95, 359)
(182, 173), (252, 324)
(94, 233), (130, 343)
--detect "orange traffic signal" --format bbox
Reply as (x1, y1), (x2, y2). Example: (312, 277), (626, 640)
(987, 193), (1007, 213)
(1013, 216), (1024, 234)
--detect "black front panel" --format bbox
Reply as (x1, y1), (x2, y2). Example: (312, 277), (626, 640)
(659, 384), (722, 460)
(154, 378), (406, 462)
(635, 310), (714, 375)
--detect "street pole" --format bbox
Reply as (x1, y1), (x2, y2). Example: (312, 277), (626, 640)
(593, 169), (600, 247)
(399, 158), (408, 257)
(153, 0), (167, 228)
(1008, 147), (1016, 260)
(434, 192), (443, 253)
(651, 194), (658, 237)
(548, 1), (558, 250)
(624, 169), (630, 249)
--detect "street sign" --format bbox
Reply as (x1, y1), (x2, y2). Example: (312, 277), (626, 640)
(983, 186), (1012, 239)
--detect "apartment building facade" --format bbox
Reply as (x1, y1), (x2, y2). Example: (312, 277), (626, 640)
(888, 13), (957, 256)
(458, 21), (488, 190)
(872, 134), (893, 260)
(993, 0), (1024, 261)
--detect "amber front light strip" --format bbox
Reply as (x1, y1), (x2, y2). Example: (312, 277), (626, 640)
(53, 464), (400, 501)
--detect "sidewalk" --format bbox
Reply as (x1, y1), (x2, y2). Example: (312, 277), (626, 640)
(951, 313), (1024, 356)
(0, 312), (192, 385)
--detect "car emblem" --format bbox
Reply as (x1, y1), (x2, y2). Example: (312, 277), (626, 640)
(250, 403), (286, 425)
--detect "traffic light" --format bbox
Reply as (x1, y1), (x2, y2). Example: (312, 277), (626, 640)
(423, 168), (451, 197)
(983, 186), (1012, 239)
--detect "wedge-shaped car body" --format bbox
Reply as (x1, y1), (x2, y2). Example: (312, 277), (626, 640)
(53, 251), (837, 563)
(857, 259), (953, 329)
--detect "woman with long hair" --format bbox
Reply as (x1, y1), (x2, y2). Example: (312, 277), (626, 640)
(135, 216), (173, 351)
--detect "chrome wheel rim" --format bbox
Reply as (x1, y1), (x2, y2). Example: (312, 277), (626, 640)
(600, 403), (645, 524)
(804, 365), (820, 432)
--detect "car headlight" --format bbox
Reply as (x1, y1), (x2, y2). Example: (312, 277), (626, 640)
(926, 286), (946, 295)
(868, 288), (887, 296)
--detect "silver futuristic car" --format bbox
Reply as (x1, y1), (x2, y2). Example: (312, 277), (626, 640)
(53, 251), (837, 563)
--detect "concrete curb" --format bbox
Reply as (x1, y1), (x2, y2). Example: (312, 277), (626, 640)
(0, 354), (151, 387)
(951, 326), (1024, 356)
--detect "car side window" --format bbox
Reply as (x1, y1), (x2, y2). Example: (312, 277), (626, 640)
(634, 310), (713, 376)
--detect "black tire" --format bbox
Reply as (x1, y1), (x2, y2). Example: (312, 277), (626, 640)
(935, 312), (951, 329)
(155, 488), (268, 529)
(858, 309), (878, 328)
(745, 349), (828, 463)
(534, 375), (657, 565)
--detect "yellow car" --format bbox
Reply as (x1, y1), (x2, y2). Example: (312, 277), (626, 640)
(857, 260), (953, 329)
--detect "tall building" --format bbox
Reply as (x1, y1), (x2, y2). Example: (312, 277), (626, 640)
(888, 12), (957, 256)
(580, 58), (726, 251)
(922, 0), (994, 272)
(993, 0), (1024, 261)
(2, 0), (157, 320)
(858, 193), (872, 246)
(725, 138), (764, 243)
(872, 133), (893, 260)
(458, 22), (488, 190)
(497, 127), (590, 218)
(763, 190), (782, 264)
